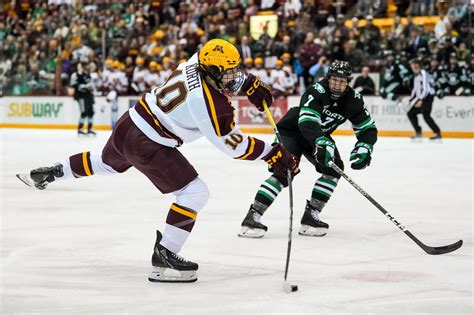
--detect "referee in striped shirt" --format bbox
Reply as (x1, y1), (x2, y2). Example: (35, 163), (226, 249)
(407, 58), (442, 141)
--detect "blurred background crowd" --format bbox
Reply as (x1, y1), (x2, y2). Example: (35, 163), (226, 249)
(0, 0), (472, 99)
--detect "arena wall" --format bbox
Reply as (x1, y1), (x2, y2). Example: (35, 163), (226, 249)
(1, 96), (472, 138)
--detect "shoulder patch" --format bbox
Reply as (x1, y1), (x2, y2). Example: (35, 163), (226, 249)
(312, 82), (325, 94)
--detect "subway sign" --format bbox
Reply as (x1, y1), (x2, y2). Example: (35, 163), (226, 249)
(7, 102), (64, 118)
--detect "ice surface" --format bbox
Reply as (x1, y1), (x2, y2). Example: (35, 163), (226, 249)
(1, 129), (472, 314)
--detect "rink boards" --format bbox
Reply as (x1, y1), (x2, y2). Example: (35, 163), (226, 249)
(1, 95), (473, 138)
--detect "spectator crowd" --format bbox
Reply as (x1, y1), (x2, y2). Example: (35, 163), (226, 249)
(0, 0), (472, 99)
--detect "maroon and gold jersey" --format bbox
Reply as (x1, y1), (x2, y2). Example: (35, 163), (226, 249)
(128, 53), (272, 161)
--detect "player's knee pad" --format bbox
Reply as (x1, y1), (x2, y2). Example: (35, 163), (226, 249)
(173, 177), (209, 212)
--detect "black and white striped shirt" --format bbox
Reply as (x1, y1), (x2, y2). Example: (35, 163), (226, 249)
(410, 69), (435, 102)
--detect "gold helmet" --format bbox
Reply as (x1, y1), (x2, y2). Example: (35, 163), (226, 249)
(198, 38), (244, 93)
(254, 57), (264, 65)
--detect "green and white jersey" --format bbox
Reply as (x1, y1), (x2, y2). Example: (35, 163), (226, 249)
(277, 78), (377, 147)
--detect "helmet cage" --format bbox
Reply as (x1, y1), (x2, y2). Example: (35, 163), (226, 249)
(198, 63), (244, 94)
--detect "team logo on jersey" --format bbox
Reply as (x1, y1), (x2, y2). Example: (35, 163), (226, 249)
(313, 82), (325, 94)
(213, 45), (224, 53)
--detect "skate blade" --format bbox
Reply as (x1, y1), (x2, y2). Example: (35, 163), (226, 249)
(148, 267), (197, 283)
(16, 173), (35, 188)
(429, 139), (442, 143)
(238, 226), (266, 238)
(298, 225), (327, 237)
(411, 138), (422, 143)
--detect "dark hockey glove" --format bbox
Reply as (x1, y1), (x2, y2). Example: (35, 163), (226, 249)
(350, 142), (373, 170)
(263, 143), (299, 177)
(314, 136), (335, 168)
(241, 73), (273, 111)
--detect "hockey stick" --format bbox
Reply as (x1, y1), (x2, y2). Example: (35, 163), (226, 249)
(262, 102), (297, 292)
(328, 161), (463, 255)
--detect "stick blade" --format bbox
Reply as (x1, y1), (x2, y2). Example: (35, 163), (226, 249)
(423, 239), (463, 255)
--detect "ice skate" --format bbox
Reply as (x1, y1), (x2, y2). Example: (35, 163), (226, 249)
(87, 129), (97, 137)
(299, 200), (329, 237)
(78, 130), (87, 136)
(410, 131), (422, 143)
(238, 206), (268, 238)
(429, 133), (442, 142)
(148, 231), (198, 283)
(16, 164), (64, 190)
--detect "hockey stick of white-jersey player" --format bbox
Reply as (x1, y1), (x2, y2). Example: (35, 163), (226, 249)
(263, 101), (298, 293)
(328, 161), (463, 255)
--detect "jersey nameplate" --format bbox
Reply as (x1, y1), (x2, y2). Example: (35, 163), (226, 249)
(185, 64), (201, 91)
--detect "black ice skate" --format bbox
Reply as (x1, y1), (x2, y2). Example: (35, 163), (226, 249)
(87, 129), (97, 137)
(299, 200), (329, 237)
(148, 230), (198, 283)
(410, 131), (422, 142)
(429, 133), (442, 142)
(16, 164), (64, 190)
(238, 205), (268, 238)
(78, 129), (87, 136)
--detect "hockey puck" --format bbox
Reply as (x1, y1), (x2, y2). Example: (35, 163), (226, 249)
(283, 281), (298, 293)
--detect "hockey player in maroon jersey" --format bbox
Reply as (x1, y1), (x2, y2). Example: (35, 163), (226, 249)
(16, 39), (299, 283)
(239, 60), (378, 238)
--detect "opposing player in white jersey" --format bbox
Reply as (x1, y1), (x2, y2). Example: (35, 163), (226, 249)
(16, 39), (299, 283)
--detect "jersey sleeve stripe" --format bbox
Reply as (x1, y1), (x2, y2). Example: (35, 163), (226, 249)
(300, 107), (321, 118)
(235, 137), (255, 160)
(354, 124), (377, 136)
(353, 116), (374, 129)
(202, 80), (222, 137)
(235, 137), (266, 160)
(137, 97), (183, 146)
(298, 115), (321, 125)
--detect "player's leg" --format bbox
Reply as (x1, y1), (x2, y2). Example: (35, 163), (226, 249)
(239, 135), (303, 238)
(118, 122), (205, 282)
(77, 98), (87, 135)
(148, 177), (208, 283)
(421, 95), (441, 140)
(299, 144), (343, 236)
(407, 106), (422, 141)
(86, 96), (96, 136)
(16, 113), (132, 190)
